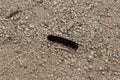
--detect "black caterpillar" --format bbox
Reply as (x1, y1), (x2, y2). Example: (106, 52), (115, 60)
(47, 35), (78, 49)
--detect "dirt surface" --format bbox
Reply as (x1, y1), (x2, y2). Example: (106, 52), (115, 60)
(0, 0), (120, 80)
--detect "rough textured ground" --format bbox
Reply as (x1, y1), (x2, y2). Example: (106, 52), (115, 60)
(0, 0), (120, 80)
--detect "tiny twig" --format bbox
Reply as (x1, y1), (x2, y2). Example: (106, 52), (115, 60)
(97, 20), (113, 29)
(55, 46), (74, 54)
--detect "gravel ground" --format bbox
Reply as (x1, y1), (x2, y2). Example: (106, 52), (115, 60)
(0, 0), (120, 80)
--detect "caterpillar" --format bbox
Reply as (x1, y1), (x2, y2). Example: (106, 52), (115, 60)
(47, 35), (78, 49)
